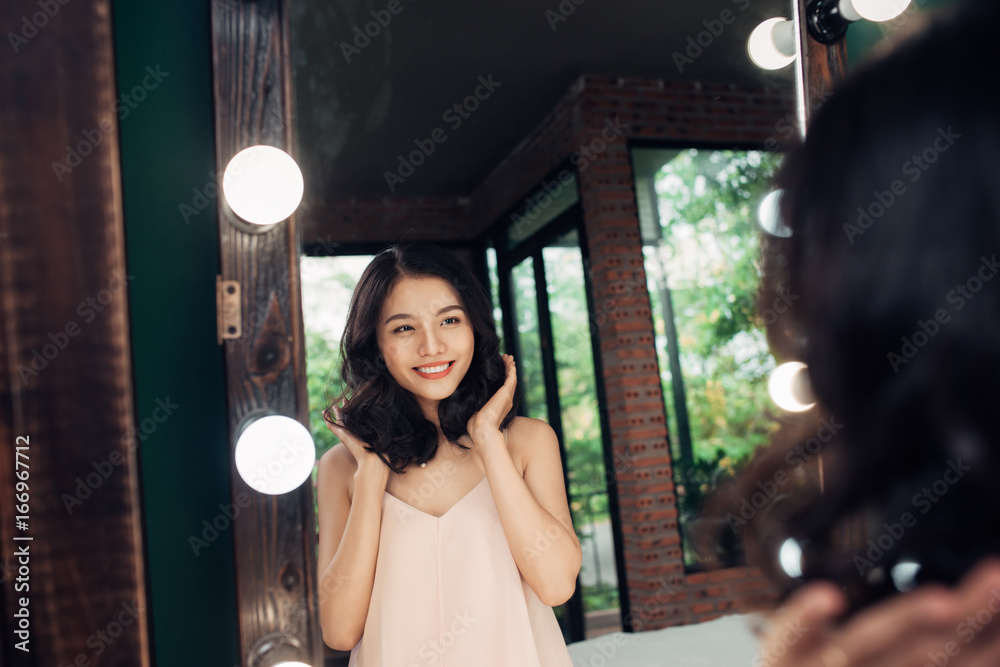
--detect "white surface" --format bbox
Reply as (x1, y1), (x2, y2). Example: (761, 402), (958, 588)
(567, 613), (762, 667)
(223, 145), (304, 225)
(234, 415), (316, 495)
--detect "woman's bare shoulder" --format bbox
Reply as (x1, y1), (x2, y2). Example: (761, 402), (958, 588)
(507, 415), (554, 436)
(317, 443), (358, 501)
(506, 417), (557, 474)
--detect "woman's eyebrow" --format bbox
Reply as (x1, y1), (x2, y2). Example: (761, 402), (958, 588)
(383, 304), (464, 325)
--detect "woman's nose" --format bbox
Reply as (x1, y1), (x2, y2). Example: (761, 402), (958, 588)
(419, 327), (445, 356)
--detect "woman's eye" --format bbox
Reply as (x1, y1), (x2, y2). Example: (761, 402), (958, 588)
(443, 317), (459, 325)
(393, 325), (414, 333)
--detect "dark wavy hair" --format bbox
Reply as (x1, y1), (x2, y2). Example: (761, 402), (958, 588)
(703, 0), (1000, 613)
(322, 243), (517, 474)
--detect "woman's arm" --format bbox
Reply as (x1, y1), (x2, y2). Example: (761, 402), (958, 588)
(476, 417), (582, 607)
(316, 443), (389, 651)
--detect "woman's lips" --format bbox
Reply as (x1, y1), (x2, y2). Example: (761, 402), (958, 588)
(412, 360), (455, 379)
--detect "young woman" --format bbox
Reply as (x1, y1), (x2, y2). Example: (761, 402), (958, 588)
(315, 243), (581, 666)
(725, 1), (1000, 664)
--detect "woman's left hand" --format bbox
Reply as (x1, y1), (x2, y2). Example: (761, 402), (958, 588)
(464, 354), (517, 446)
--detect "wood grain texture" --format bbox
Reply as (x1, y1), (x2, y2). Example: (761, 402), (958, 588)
(209, 0), (322, 664)
(0, 0), (150, 665)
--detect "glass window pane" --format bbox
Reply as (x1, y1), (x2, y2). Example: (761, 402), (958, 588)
(543, 230), (620, 623)
(300, 254), (376, 554)
(300, 254), (376, 460)
(634, 147), (784, 570)
(511, 256), (547, 422)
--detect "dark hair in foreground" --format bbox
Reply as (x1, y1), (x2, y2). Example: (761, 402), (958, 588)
(703, 0), (1000, 612)
(323, 243), (516, 474)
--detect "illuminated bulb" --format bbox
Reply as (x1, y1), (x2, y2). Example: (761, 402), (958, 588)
(748, 18), (797, 70)
(890, 560), (921, 592)
(235, 415), (316, 495)
(843, 0), (912, 22)
(223, 145), (304, 226)
(758, 189), (792, 238)
(768, 362), (816, 412)
(274, 663), (312, 667)
(779, 538), (804, 579)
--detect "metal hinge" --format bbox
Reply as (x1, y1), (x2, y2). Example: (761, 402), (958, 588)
(216, 275), (241, 345)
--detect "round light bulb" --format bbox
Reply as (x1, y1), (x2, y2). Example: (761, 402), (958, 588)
(768, 362), (816, 412)
(235, 415), (316, 495)
(890, 560), (921, 592)
(779, 538), (804, 579)
(223, 145), (304, 226)
(748, 18), (797, 71)
(848, 0), (912, 22)
(758, 189), (792, 238)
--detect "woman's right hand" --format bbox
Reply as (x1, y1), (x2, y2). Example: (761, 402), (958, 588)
(756, 558), (1000, 667)
(324, 404), (388, 475)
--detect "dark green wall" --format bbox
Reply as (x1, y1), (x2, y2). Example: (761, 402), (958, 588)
(111, 2), (239, 665)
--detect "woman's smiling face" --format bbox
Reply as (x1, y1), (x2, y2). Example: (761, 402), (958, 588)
(376, 275), (475, 416)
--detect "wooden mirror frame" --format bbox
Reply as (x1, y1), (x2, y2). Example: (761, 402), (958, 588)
(209, 0), (322, 664)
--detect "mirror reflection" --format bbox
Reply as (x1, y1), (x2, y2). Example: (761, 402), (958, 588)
(293, 1), (795, 664)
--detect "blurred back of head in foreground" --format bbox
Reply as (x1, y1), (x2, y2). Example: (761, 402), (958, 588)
(706, 0), (1000, 613)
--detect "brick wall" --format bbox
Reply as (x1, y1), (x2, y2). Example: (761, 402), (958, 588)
(306, 74), (796, 629)
(565, 76), (793, 630)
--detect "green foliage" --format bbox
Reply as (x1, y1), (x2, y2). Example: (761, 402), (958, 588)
(306, 328), (343, 462)
(652, 148), (784, 568)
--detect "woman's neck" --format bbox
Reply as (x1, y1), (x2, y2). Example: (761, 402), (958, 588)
(416, 397), (441, 428)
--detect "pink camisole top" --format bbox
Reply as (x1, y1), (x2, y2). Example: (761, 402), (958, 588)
(348, 429), (575, 667)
